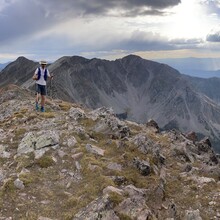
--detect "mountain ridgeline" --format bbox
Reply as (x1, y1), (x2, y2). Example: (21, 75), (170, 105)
(1, 55), (220, 152)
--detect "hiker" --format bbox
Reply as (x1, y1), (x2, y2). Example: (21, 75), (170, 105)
(32, 60), (53, 112)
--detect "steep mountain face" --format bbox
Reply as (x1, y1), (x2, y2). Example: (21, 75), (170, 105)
(48, 55), (220, 152)
(1, 55), (220, 152)
(0, 56), (38, 88)
(0, 85), (219, 219)
(183, 75), (220, 104)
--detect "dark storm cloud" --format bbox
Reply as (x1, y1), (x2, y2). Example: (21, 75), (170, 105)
(0, 0), (181, 45)
(206, 32), (220, 42)
(39, 0), (181, 16)
(0, 0), (58, 42)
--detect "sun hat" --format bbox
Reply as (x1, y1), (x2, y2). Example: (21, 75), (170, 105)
(39, 60), (47, 65)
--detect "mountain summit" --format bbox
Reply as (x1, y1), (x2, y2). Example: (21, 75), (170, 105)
(1, 55), (220, 152)
(0, 85), (219, 219)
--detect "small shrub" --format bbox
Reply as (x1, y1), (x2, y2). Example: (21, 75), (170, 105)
(59, 102), (72, 111)
(41, 112), (55, 118)
(108, 192), (124, 207)
(117, 213), (132, 220)
(19, 173), (39, 186)
(36, 155), (55, 168)
(14, 112), (24, 118)
(14, 128), (27, 137)
(2, 178), (15, 193)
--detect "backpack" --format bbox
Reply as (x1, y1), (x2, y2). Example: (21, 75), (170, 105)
(37, 67), (48, 81)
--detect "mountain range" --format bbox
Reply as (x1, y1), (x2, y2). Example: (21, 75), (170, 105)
(1, 55), (220, 152)
(155, 57), (220, 78)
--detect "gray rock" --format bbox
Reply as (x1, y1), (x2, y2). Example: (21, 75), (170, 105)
(67, 136), (77, 148)
(85, 144), (105, 156)
(146, 119), (159, 132)
(197, 137), (212, 153)
(133, 157), (151, 176)
(17, 131), (59, 155)
(184, 209), (202, 220)
(17, 132), (36, 155)
(73, 194), (116, 220)
(115, 197), (154, 219)
(111, 176), (127, 186)
(93, 115), (130, 139)
(107, 162), (122, 171)
(89, 107), (115, 120)
(35, 131), (59, 150)
(132, 134), (154, 154)
(124, 185), (147, 198)
(168, 201), (177, 219)
(34, 148), (49, 160)
(38, 217), (56, 220)
(69, 107), (86, 120)
(183, 163), (193, 172)
(0, 144), (6, 153)
(71, 152), (84, 160)
(57, 150), (66, 158)
(0, 151), (11, 159)
(14, 178), (25, 190)
(103, 186), (124, 196)
(75, 161), (81, 170)
(0, 170), (5, 183)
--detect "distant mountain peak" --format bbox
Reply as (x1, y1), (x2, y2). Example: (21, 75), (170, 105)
(121, 54), (142, 60)
(16, 56), (31, 62)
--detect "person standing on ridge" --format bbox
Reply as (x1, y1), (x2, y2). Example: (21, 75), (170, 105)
(32, 60), (53, 112)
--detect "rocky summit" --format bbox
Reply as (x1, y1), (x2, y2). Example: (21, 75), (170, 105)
(0, 85), (220, 220)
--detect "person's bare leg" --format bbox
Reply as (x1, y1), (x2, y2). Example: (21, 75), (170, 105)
(36, 93), (39, 103)
(35, 93), (39, 110)
(41, 95), (45, 112)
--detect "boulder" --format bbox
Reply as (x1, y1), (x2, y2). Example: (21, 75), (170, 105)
(17, 131), (59, 156)
(133, 157), (151, 176)
(146, 119), (159, 132)
(197, 137), (212, 153)
(73, 194), (119, 220)
(69, 107), (86, 120)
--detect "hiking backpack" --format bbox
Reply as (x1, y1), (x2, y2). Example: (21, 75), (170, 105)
(37, 67), (48, 81)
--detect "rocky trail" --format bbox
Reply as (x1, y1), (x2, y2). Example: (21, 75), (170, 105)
(0, 85), (219, 220)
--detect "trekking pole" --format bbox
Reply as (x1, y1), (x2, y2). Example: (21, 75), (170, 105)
(50, 74), (54, 100)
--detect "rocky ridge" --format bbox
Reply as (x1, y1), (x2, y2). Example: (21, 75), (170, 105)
(0, 85), (220, 220)
(1, 55), (220, 153)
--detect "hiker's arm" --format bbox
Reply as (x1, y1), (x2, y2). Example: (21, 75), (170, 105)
(32, 70), (38, 80)
(48, 71), (53, 79)
(32, 74), (37, 80)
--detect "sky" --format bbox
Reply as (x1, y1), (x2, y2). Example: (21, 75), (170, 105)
(1, 0), (220, 63)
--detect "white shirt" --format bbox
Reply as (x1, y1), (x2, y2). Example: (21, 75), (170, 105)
(34, 67), (51, 86)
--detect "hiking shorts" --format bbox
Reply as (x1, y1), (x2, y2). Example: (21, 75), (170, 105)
(36, 84), (47, 96)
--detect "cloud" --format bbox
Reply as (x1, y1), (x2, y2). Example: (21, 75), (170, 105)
(0, 0), (181, 44)
(206, 31), (220, 42)
(35, 0), (182, 16)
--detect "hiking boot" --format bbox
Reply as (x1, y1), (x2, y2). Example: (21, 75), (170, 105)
(35, 102), (39, 111)
(40, 106), (45, 112)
